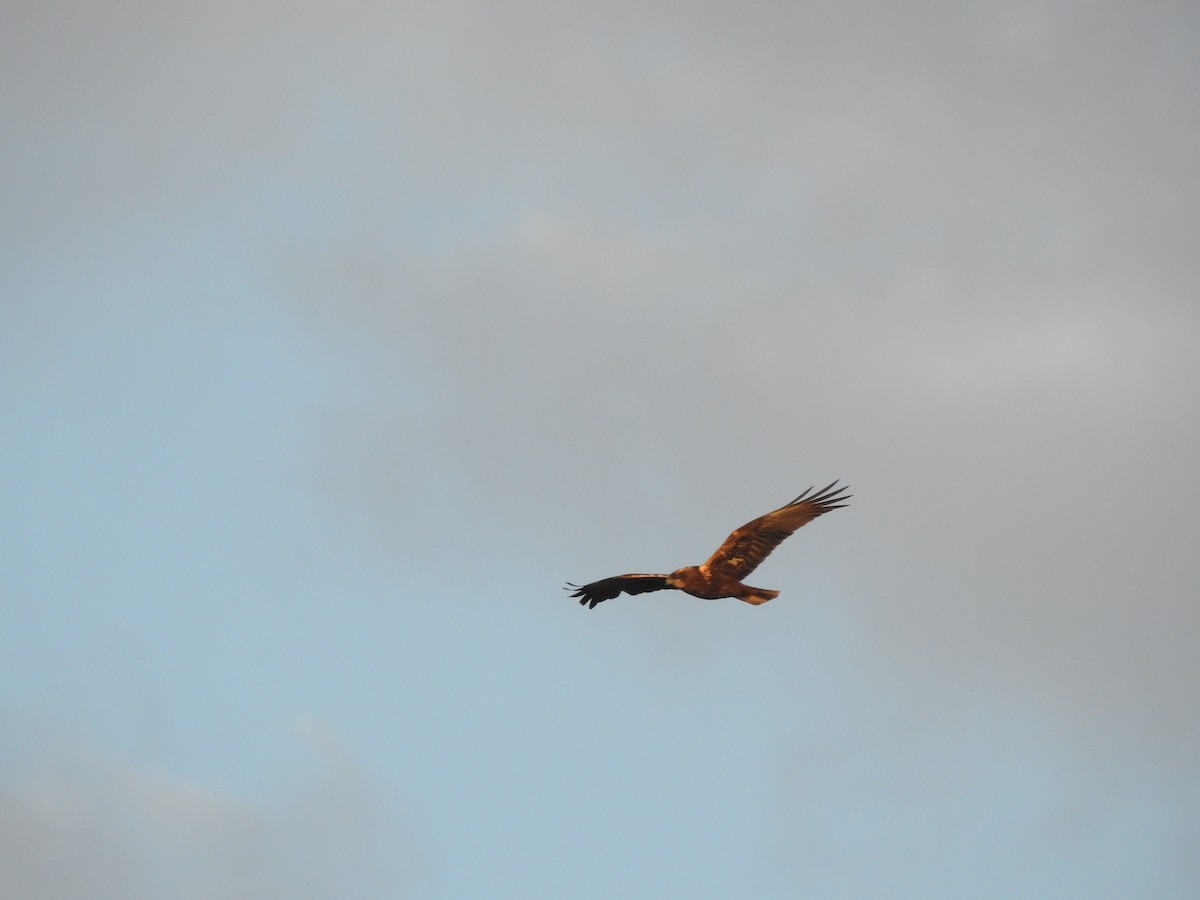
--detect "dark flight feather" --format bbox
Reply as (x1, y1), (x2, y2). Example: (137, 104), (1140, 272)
(566, 574), (670, 609)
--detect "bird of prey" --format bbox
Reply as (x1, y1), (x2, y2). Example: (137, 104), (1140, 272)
(566, 481), (849, 609)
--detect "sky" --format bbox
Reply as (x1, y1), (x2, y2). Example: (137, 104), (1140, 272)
(3, 1), (1199, 897)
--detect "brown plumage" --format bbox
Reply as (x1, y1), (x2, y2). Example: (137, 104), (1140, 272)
(566, 481), (850, 609)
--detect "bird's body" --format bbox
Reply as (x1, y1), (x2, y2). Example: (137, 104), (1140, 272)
(664, 566), (780, 605)
(567, 481), (849, 609)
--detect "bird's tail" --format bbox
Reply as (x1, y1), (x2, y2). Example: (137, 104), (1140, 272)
(739, 588), (779, 606)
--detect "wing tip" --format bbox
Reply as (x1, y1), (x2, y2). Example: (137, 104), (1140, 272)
(788, 480), (851, 509)
(564, 580), (609, 608)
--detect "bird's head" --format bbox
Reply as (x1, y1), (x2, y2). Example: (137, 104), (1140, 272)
(665, 568), (688, 588)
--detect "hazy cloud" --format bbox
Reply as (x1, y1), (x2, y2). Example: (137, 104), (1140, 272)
(0, 723), (404, 900)
(255, 0), (1200, 754)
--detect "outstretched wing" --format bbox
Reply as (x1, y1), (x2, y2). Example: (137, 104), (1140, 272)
(702, 481), (850, 580)
(565, 574), (671, 609)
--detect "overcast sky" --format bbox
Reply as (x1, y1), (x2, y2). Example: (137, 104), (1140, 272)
(3, 1), (1199, 897)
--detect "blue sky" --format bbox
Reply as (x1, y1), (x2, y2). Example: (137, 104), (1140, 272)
(4, 1), (1199, 897)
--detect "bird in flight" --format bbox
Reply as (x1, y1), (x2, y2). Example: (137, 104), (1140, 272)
(566, 481), (850, 609)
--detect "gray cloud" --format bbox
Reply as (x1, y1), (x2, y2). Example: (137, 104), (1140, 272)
(250, 1), (1200, 741)
(0, 722), (405, 900)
